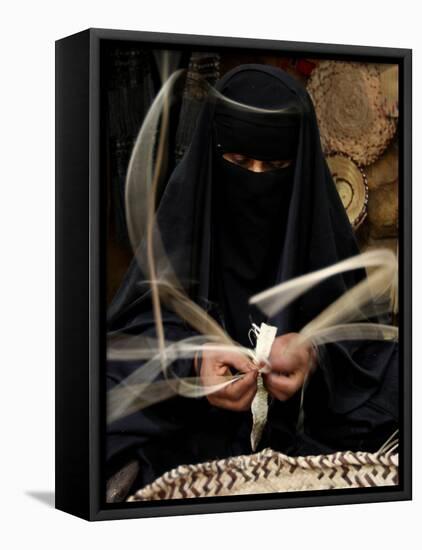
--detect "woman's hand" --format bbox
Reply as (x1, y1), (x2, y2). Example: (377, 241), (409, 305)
(263, 333), (316, 401)
(196, 347), (258, 411)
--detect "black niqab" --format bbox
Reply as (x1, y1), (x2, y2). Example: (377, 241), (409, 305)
(212, 121), (294, 346)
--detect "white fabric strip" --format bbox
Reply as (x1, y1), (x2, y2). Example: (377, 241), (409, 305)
(250, 323), (277, 451)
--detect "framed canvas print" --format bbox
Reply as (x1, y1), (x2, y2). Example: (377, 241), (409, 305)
(55, 28), (412, 521)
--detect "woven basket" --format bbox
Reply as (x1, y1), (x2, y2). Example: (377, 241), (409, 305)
(326, 153), (369, 229)
(306, 61), (397, 166)
(127, 447), (399, 501)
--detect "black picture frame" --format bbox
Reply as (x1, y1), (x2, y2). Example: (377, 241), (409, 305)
(55, 27), (412, 521)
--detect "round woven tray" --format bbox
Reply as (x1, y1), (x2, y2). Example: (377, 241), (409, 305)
(127, 447), (398, 501)
(306, 61), (397, 166)
(326, 153), (369, 229)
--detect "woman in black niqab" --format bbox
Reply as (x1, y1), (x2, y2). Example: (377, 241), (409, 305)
(211, 91), (299, 346)
(106, 64), (398, 494)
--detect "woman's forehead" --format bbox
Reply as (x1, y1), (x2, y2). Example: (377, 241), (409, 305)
(217, 68), (299, 109)
(222, 151), (293, 162)
(213, 115), (300, 161)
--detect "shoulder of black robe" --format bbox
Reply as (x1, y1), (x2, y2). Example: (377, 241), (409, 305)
(106, 64), (398, 487)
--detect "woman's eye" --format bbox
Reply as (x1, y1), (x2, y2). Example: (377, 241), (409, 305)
(222, 153), (248, 166)
(268, 160), (291, 169)
(232, 155), (248, 164)
(222, 153), (292, 171)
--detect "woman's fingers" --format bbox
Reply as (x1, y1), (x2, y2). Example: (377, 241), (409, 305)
(209, 377), (258, 411)
(263, 369), (305, 400)
(270, 348), (309, 375)
(224, 371), (258, 400)
(237, 383), (259, 410)
(200, 346), (260, 411)
(269, 333), (311, 375)
(217, 351), (255, 374)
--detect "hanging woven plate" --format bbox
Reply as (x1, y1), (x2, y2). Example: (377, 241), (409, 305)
(307, 61), (397, 166)
(326, 153), (369, 229)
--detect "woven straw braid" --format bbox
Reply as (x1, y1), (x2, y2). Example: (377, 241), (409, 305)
(127, 448), (398, 501)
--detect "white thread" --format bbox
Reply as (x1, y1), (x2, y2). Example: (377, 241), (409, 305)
(376, 429), (399, 456)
